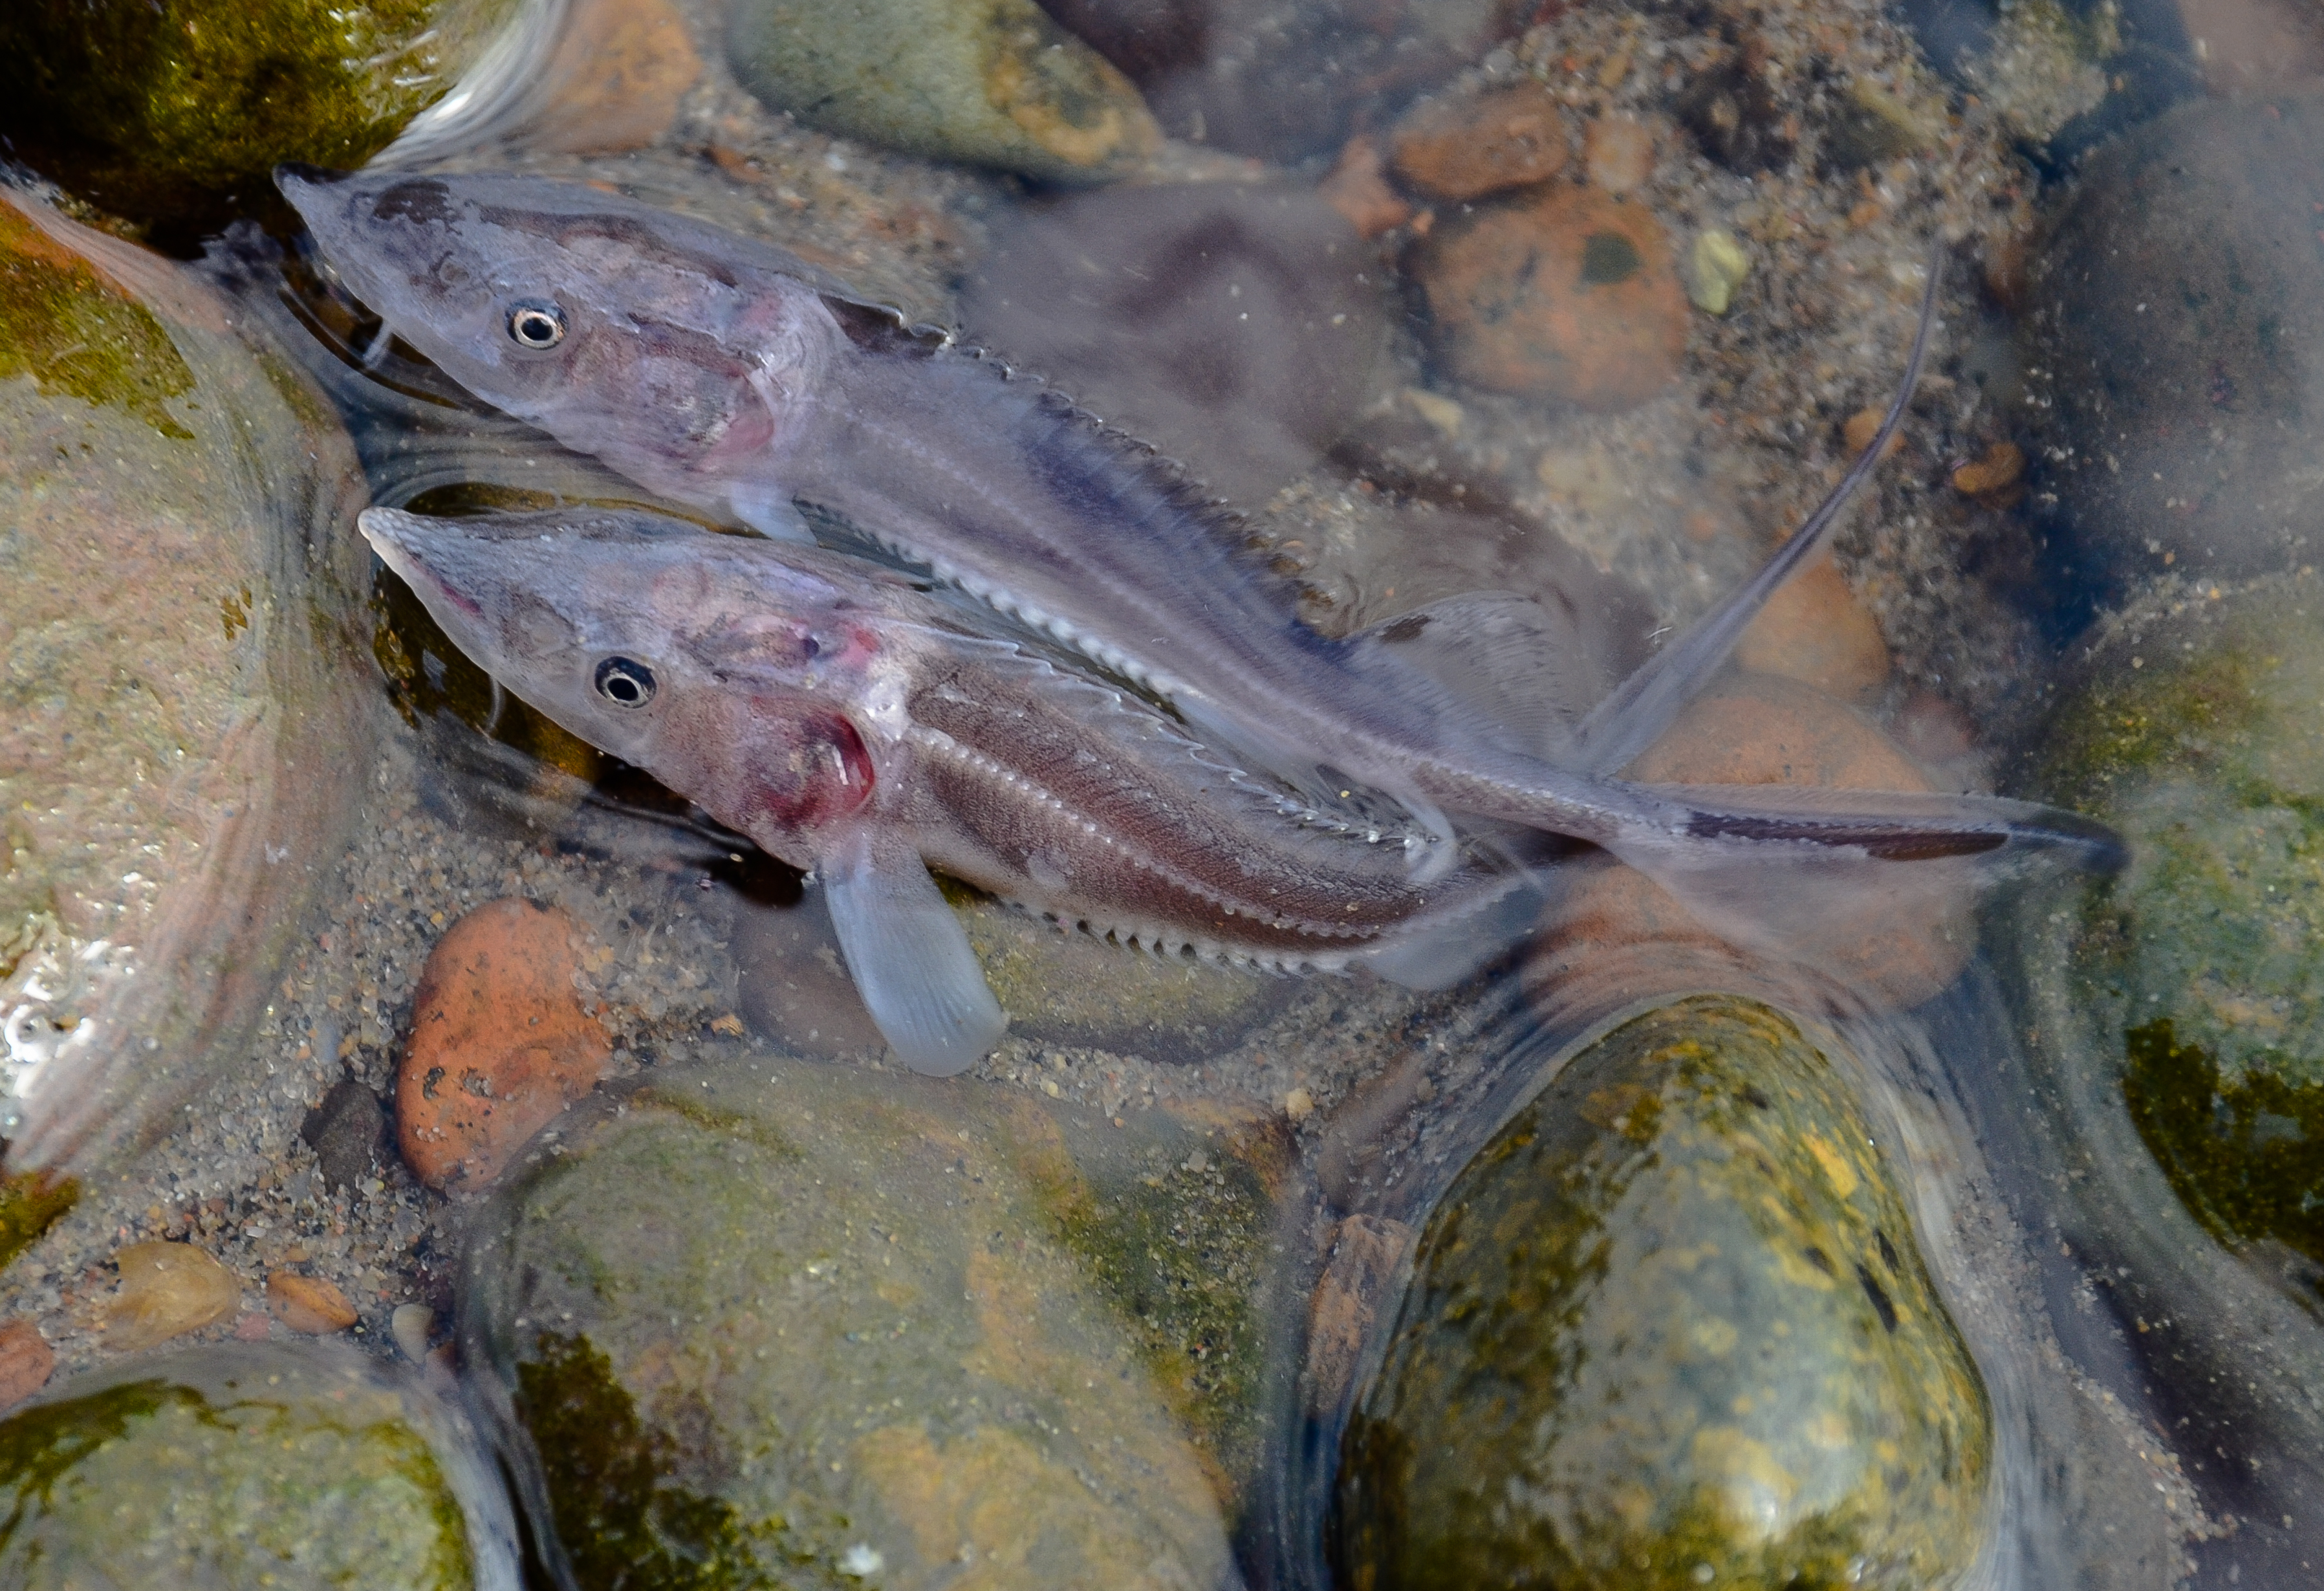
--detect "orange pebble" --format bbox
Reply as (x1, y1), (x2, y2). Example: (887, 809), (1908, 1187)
(396, 898), (613, 1192)
(1735, 553), (1891, 705)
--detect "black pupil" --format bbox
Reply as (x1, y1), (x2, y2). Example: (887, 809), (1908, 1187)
(512, 307), (562, 347)
(594, 657), (653, 705)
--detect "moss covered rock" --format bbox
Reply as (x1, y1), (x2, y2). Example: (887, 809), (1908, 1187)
(2022, 575), (2324, 1268)
(0, 192), (376, 1170)
(462, 1053), (1235, 1588)
(0, 0), (521, 233)
(726, 0), (1157, 182)
(0, 1341), (512, 1588)
(1338, 996), (1990, 1590)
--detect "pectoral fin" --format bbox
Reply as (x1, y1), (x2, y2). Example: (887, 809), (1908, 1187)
(819, 829), (1006, 1077)
(728, 483), (816, 543)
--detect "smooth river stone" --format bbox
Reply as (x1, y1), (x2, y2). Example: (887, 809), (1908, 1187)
(0, 1341), (517, 1588)
(0, 0), (523, 234)
(1338, 996), (1990, 1590)
(2017, 575), (2324, 1267)
(0, 190), (376, 1170)
(461, 1053), (1237, 1589)
(2030, 93), (2324, 587)
(726, 0), (1158, 182)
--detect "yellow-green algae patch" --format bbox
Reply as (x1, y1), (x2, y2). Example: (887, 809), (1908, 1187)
(0, 1360), (475, 1588)
(1339, 996), (1990, 1590)
(2025, 577), (2324, 1273)
(0, 0), (519, 228)
(0, 201), (192, 436)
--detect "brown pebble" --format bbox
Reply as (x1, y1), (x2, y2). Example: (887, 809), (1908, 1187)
(233, 1311), (272, 1342)
(1951, 441), (2027, 508)
(267, 1271), (358, 1334)
(1840, 404), (1907, 461)
(107, 1241), (239, 1351)
(396, 898), (614, 1192)
(1581, 113), (1656, 195)
(1318, 135), (1412, 239)
(1411, 186), (1686, 409)
(1389, 85), (1569, 201)
(0, 1319), (53, 1409)
(1526, 674), (1973, 1022)
(1735, 553), (1891, 704)
(525, 0), (706, 155)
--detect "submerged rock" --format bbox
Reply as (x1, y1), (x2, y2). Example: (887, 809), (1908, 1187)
(1339, 996), (1992, 1590)
(2020, 575), (2324, 1268)
(2030, 93), (2324, 587)
(0, 0), (525, 234)
(726, 0), (1158, 182)
(1409, 186), (1687, 411)
(462, 1054), (1238, 1588)
(0, 191), (377, 1171)
(0, 1341), (515, 1588)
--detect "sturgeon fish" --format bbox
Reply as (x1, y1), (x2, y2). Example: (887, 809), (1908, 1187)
(360, 505), (1550, 1074)
(282, 168), (2120, 886)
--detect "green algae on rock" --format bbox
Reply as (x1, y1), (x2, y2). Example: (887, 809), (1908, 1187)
(726, 0), (1158, 182)
(2021, 576), (2324, 1269)
(0, 0), (524, 232)
(0, 191), (378, 1170)
(1338, 996), (1991, 1590)
(462, 1053), (1235, 1589)
(0, 1341), (515, 1588)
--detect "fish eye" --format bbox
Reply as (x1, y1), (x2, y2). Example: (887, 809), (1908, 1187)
(506, 300), (567, 351)
(593, 655), (656, 707)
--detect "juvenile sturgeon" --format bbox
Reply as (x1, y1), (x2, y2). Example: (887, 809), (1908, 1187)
(360, 505), (1549, 1074)
(283, 168), (2120, 886)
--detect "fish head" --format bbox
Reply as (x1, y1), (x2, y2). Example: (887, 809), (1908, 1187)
(359, 505), (899, 866)
(279, 168), (847, 505)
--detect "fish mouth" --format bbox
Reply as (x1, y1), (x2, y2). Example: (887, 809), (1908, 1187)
(358, 507), (486, 620)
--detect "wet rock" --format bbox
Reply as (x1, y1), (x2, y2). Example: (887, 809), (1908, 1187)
(1034, 0), (1210, 82)
(267, 1271), (358, 1334)
(392, 1304), (436, 1363)
(2030, 93), (2324, 586)
(1410, 186), (1687, 411)
(1339, 996), (1992, 1589)
(1581, 111), (1656, 196)
(519, 0), (706, 157)
(301, 1077), (389, 1192)
(1525, 674), (1973, 1022)
(2018, 575), (2324, 1267)
(0, 1341), (514, 1587)
(2178, 0), (2324, 93)
(463, 1055), (1237, 1588)
(961, 182), (1389, 506)
(105, 1241), (239, 1351)
(0, 1321), (53, 1411)
(0, 0), (522, 234)
(1735, 552), (1893, 705)
(956, 890), (1292, 1064)
(0, 192), (376, 1172)
(1388, 85), (1569, 203)
(396, 898), (613, 1193)
(1142, 0), (1510, 164)
(1319, 135), (1415, 240)
(725, 0), (1159, 182)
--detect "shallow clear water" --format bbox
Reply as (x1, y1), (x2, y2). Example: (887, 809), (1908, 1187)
(2, 0), (2322, 1585)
